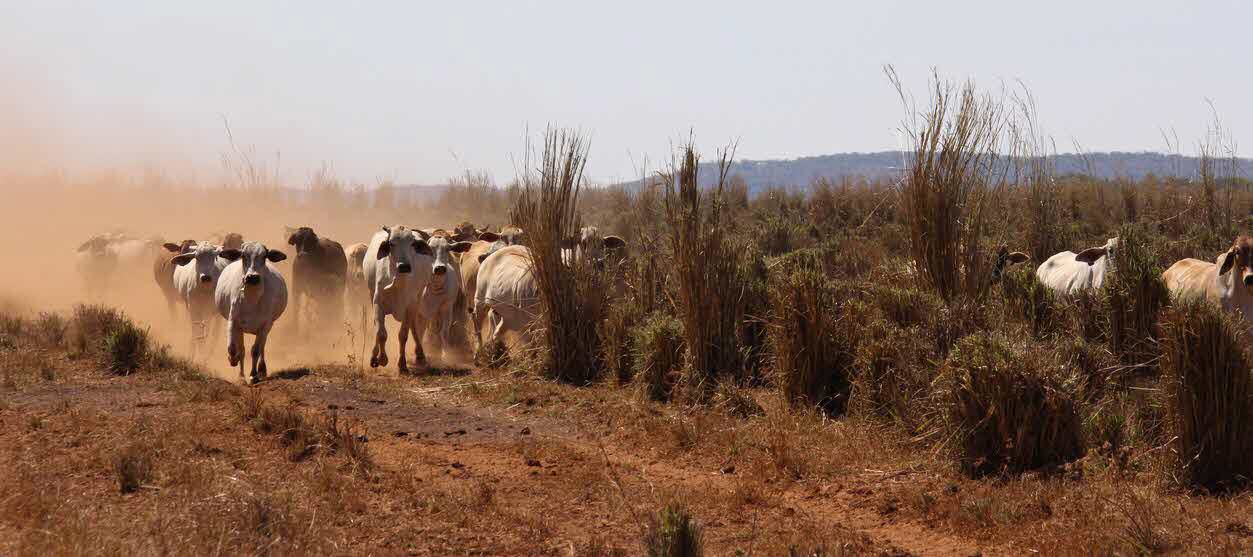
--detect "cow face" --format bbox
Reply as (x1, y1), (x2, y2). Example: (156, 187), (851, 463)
(1075, 238), (1118, 266)
(221, 242), (286, 290)
(562, 226), (628, 269)
(172, 243), (228, 289)
(1218, 236), (1253, 287)
(426, 235), (473, 278)
(376, 226), (431, 275)
(286, 227), (321, 257)
(990, 245), (1030, 284)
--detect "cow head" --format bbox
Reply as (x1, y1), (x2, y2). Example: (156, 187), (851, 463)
(286, 226), (321, 256)
(1217, 236), (1253, 287)
(376, 226), (432, 276)
(475, 226), (526, 263)
(453, 222), (477, 240)
(162, 240), (196, 255)
(171, 242), (229, 289)
(220, 242), (286, 290)
(561, 226), (628, 269)
(77, 236), (111, 255)
(990, 245), (1030, 284)
(425, 233), (473, 279)
(1075, 237), (1118, 266)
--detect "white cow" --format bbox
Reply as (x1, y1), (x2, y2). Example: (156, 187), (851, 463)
(418, 232), (474, 356)
(363, 226), (435, 372)
(215, 242), (288, 384)
(171, 242), (230, 359)
(345, 242), (370, 336)
(473, 245), (540, 353)
(75, 236), (118, 301)
(1036, 238), (1118, 295)
(1162, 236), (1253, 322)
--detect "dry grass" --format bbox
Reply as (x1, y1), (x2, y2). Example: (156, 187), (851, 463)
(510, 127), (604, 385)
(1160, 299), (1252, 491)
(767, 254), (856, 415)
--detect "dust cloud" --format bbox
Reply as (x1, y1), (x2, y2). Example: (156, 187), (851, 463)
(0, 95), (486, 381)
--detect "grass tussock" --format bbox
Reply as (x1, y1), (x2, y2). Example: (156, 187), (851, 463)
(1160, 299), (1252, 491)
(104, 320), (150, 376)
(510, 128), (604, 384)
(1101, 224), (1169, 372)
(938, 332), (1084, 476)
(642, 502), (704, 557)
(888, 67), (1008, 304)
(662, 142), (751, 397)
(767, 257), (856, 415)
(632, 313), (685, 402)
(112, 442), (155, 494)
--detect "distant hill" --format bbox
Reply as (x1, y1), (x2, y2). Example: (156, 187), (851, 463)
(621, 151), (1253, 195)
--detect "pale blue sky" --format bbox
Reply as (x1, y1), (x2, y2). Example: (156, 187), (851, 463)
(4, 1), (1249, 184)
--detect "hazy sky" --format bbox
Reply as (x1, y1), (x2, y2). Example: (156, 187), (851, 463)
(5, 1), (1250, 185)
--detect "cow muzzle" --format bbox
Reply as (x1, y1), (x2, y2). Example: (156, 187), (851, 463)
(244, 274), (261, 286)
(397, 262), (412, 274)
(432, 264), (447, 276)
(1243, 274), (1253, 287)
(199, 274), (212, 284)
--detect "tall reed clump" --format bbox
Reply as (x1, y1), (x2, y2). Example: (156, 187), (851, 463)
(1102, 224), (1168, 371)
(662, 142), (748, 397)
(767, 251), (857, 415)
(1160, 299), (1252, 491)
(937, 332), (1084, 476)
(1010, 87), (1068, 263)
(642, 502), (703, 557)
(632, 313), (685, 402)
(510, 128), (604, 384)
(887, 67), (1008, 304)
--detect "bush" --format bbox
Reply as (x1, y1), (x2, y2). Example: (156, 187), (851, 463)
(850, 322), (934, 430)
(1102, 224), (1169, 371)
(105, 321), (150, 376)
(632, 313), (685, 402)
(768, 261), (856, 415)
(663, 143), (752, 397)
(1160, 300), (1252, 491)
(643, 503), (703, 557)
(509, 128), (604, 384)
(113, 442), (155, 494)
(600, 301), (640, 385)
(32, 312), (68, 347)
(998, 264), (1062, 339)
(69, 305), (128, 356)
(938, 332), (1084, 476)
(871, 284), (942, 328)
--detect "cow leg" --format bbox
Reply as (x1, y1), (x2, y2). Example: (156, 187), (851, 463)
(226, 319), (243, 370)
(410, 311), (428, 368)
(255, 324), (272, 380)
(397, 312), (411, 373)
(370, 306), (388, 368)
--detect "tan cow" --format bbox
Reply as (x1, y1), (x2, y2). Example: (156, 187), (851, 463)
(473, 245), (539, 353)
(153, 239), (196, 322)
(1163, 236), (1253, 321)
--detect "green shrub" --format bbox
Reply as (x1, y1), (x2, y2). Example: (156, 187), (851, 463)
(998, 264), (1062, 339)
(938, 332), (1084, 476)
(632, 313), (685, 402)
(850, 322), (934, 430)
(105, 321), (150, 376)
(643, 503), (703, 557)
(1160, 299), (1252, 491)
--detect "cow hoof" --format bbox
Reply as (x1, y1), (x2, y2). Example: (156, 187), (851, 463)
(398, 363), (408, 374)
(370, 356), (379, 368)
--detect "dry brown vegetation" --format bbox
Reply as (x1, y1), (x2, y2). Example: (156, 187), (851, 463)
(3, 79), (1253, 554)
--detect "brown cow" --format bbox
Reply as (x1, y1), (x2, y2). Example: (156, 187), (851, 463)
(153, 239), (196, 322)
(1162, 236), (1253, 322)
(286, 226), (348, 335)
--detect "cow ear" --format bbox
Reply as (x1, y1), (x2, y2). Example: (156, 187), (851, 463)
(1074, 247), (1107, 265)
(450, 241), (474, 253)
(1219, 249), (1237, 275)
(381, 225), (391, 235)
(414, 228), (431, 241)
(478, 253), (490, 263)
(171, 253), (196, 266)
(376, 242), (391, 259)
(603, 236), (627, 250)
(218, 249), (243, 262)
(477, 231), (500, 243)
(162, 243), (181, 253)
(266, 250), (287, 263)
(1008, 252), (1030, 264)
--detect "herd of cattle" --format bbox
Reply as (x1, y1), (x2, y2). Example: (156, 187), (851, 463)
(73, 224), (627, 384)
(72, 227), (1252, 383)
